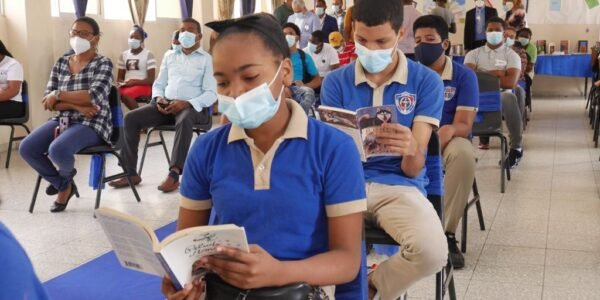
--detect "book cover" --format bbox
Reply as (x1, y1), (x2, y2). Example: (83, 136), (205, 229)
(578, 40), (589, 53)
(548, 42), (556, 55)
(560, 40), (569, 54)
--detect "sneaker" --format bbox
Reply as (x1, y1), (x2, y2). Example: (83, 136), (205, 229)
(506, 148), (523, 169)
(446, 233), (465, 269)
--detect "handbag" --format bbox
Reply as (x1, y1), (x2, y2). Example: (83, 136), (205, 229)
(204, 273), (330, 300)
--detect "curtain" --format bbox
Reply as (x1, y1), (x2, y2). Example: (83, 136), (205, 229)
(180, 0), (194, 19)
(128, 0), (149, 26)
(272, 0), (285, 9)
(241, 0), (256, 16)
(218, 0), (235, 20)
(73, 0), (88, 18)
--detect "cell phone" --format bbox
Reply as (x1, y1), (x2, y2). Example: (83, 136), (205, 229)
(157, 99), (171, 109)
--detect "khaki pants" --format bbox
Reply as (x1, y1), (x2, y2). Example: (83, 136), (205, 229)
(442, 137), (476, 233)
(366, 183), (448, 300)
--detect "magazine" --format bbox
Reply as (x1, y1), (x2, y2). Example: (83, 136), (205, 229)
(317, 105), (400, 161)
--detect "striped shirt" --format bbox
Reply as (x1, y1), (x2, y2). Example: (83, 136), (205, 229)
(337, 42), (357, 66)
(117, 48), (156, 81)
(45, 54), (113, 143)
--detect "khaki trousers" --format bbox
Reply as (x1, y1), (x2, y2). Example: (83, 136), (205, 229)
(442, 137), (476, 233)
(366, 183), (448, 300)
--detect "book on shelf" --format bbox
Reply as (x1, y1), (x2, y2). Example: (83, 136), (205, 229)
(317, 105), (400, 161)
(548, 42), (556, 55)
(559, 40), (570, 54)
(95, 207), (249, 291)
(536, 40), (546, 54)
(578, 40), (589, 53)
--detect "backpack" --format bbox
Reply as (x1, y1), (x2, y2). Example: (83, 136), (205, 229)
(297, 49), (315, 84)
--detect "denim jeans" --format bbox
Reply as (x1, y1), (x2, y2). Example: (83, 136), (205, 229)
(19, 120), (104, 192)
(290, 85), (316, 114)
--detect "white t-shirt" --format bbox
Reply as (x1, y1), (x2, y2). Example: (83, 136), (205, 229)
(117, 48), (156, 81)
(0, 56), (23, 102)
(304, 43), (340, 77)
(464, 44), (522, 73)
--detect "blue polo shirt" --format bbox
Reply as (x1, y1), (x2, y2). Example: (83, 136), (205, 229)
(0, 222), (49, 300)
(291, 50), (319, 82)
(180, 100), (366, 263)
(321, 51), (444, 195)
(440, 56), (479, 127)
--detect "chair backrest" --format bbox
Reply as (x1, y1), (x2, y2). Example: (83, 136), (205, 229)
(20, 81), (29, 122)
(108, 86), (124, 147)
(473, 72), (503, 135)
(425, 130), (444, 219)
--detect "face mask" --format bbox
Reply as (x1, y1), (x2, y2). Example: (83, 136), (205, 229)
(518, 37), (530, 46)
(316, 7), (325, 16)
(332, 5), (340, 11)
(178, 31), (197, 49)
(218, 64), (284, 129)
(128, 38), (141, 50)
(294, 12), (304, 19)
(285, 35), (297, 48)
(70, 36), (91, 55)
(415, 42), (445, 66)
(355, 35), (399, 74)
(172, 44), (182, 52)
(504, 2), (514, 11)
(308, 42), (318, 53)
(505, 37), (515, 47)
(475, 0), (485, 8)
(486, 31), (504, 46)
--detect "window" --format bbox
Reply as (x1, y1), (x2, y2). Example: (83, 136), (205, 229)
(156, 0), (180, 19)
(103, 0), (157, 21)
(232, 0), (263, 18)
(0, 0), (4, 16)
(51, 0), (98, 17)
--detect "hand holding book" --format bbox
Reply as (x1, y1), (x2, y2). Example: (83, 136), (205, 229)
(374, 123), (420, 156)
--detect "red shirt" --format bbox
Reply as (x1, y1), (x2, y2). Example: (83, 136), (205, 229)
(338, 42), (358, 66)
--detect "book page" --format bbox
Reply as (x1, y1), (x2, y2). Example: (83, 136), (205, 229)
(356, 105), (401, 159)
(159, 225), (249, 288)
(317, 106), (366, 161)
(96, 209), (166, 277)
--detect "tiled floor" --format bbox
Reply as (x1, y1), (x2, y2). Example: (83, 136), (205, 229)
(1, 97), (599, 299)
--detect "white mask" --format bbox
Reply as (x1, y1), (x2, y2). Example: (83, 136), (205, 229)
(285, 35), (297, 48)
(70, 36), (91, 55)
(332, 5), (340, 12)
(128, 38), (141, 50)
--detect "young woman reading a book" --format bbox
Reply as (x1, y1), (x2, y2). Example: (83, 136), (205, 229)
(162, 13), (367, 300)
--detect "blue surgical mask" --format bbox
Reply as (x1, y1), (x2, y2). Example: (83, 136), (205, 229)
(172, 44), (182, 52)
(354, 35), (399, 74)
(505, 37), (515, 47)
(486, 31), (504, 46)
(294, 12), (304, 19)
(316, 7), (325, 16)
(285, 35), (297, 48)
(178, 31), (197, 49)
(218, 64), (284, 129)
(518, 37), (530, 46)
(308, 42), (318, 53)
(332, 5), (340, 12)
(128, 38), (141, 50)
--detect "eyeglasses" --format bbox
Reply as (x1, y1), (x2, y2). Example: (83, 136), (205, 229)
(69, 30), (94, 39)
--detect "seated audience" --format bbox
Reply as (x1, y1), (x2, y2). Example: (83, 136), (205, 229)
(430, 0), (457, 34)
(517, 27), (537, 108)
(283, 22), (321, 113)
(329, 31), (357, 67)
(117, 25), (156, 110)
(503, 0), (527, 31)
(0, 221), (49, 299)
(108, 18), (216, 193)
(504, 27), (528, 122)
(287, 0), (321, 49)
(162, 13), (366, 299)
(315, 0), (339, 43)
(465, 17), (524, 168)
(19, 17), (113, 213)
(321, 1), (448, 299)
(332, 0), (346, 34)
(414, 15), (479, 269)
(273, 0), (294, 26)
(0, 40), (25, 119)
(305, 30), (340, 78)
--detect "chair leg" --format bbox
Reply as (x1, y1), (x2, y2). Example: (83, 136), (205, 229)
(461, 205), (468, 253)
(435, 271), (443, 300)
(115, 151), (141, 203)
(138, 128), (155, 176)
(29, 175), (42, 213)
(448, 275), (457, 300)
(5, 125), (15, 168)
(473, 178), (485, 231)
(94, 155), (106, 211)
(499, 136), (506, 193)
(159, 131), (170, 164)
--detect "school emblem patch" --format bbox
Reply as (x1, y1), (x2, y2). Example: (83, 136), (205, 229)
(395, 92), (417, 115)
(444, 86), (456, 101)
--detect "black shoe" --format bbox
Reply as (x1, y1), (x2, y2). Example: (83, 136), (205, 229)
(446, 233), (465, 269)
(507, 148), (523, 169)
(50, 182), (78, 213)
(47, 169), (77, 196)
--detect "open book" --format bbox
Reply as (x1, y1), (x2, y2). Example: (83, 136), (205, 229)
(317, 105), (400, 161)
(95, 207), (249, 290)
